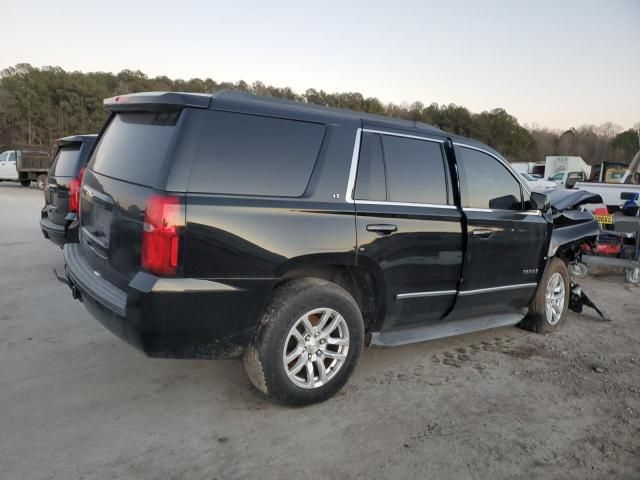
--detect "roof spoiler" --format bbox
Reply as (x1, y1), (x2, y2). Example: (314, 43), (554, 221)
(104, 92), (212, 112)
(54, 134), (98, 147)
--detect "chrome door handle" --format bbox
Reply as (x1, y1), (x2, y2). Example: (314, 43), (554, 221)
(472, 229), (494, 239)
(366, 224), (397, 235)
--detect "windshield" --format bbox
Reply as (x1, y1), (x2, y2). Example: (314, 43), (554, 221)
(51, 146), (82, 177)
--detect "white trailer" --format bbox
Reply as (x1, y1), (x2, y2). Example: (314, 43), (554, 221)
(544, 156), (591, 180)
(510, 162), (535, 174)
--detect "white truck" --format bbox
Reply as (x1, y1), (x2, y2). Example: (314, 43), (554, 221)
(542, 156), (591, 189)
(574, 151), (640, 210)
(548, 170), (589, 189)
(0, 150), (19, 181)
(0, 147), (51, 189)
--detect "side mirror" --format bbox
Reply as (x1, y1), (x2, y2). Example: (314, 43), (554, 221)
(530, 191), (550, 213)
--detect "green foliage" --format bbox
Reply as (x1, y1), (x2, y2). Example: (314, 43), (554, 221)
(610, 129), (640, 163)
(0, 63), (637, 165)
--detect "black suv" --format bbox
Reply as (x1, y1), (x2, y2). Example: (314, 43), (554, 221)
(41, 135), (97, 246)
(63, 91), (598, 406)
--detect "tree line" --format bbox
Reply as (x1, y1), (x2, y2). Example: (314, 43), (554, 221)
(0, 63), (637, 164)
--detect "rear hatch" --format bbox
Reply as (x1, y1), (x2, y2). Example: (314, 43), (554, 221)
(79, 101), (201, 290)
(45, 139), (95, 225)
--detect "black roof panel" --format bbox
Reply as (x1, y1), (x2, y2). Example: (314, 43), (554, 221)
(100, 91), (505, 159)
(210, 90), (446, 135)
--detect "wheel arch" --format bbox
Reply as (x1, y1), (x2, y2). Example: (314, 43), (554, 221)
(275, 261), (387, 334)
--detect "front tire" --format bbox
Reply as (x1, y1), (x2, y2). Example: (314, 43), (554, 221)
(520, 257), (570, 333)
(244, 278), (364, 406)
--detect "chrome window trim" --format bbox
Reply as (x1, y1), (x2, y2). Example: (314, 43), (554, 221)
(458, 283), (537, 296)
(463, 207), (542, 216)
(362, 128), (446, 144)
(345, 128), (362, 204)
(358, 200), (457, 210)
(397, 289), (457, 299)
(346, 127), (452, 209)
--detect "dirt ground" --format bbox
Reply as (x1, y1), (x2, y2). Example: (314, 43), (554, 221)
(1, 183), (638, 480)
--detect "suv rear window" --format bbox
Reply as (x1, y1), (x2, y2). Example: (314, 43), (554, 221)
(90, 112), (180, 187)
(50, 146), (81, 177)
(188, 111), (325, 197)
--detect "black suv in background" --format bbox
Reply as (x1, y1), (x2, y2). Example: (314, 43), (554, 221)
(62, 92), (598, 406)
(41, 135), (97, 246)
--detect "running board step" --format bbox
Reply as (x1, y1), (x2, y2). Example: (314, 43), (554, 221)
(370, 313), (525, 347)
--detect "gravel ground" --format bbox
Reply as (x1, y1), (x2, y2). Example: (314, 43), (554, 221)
(1, 183), (638, 480)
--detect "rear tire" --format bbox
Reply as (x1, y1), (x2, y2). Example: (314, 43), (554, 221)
(36, 175), (47, 190)
(244, 278), (364, 406)
(20, 180), (31, 187)
(520, 257), (570, 333)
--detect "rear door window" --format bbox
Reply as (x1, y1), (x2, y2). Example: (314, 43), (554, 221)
(381, 135), (448, 205)
(90, 111), (181, 187)
(188, 111), (325, 197)
(50, 146), (82, 177)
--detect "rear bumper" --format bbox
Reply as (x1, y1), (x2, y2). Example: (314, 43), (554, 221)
(40, 208), (79, 246)
(63, 243), (274, 359)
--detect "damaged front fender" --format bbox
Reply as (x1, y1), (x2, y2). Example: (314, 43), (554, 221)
(547, 190), (602, 257)
(548, 215), (600, 256)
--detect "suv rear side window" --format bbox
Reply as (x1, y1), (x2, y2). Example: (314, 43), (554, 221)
(90, 111), (181, 187)
(456, 146), (523, 210)
(354, 132), (386, 201)
(50, 146), (81, 177)
(188, 111), (325, 197)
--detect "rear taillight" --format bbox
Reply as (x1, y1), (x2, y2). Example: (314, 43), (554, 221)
(68, 167), (85, 214)
(141, 194), (184, 276)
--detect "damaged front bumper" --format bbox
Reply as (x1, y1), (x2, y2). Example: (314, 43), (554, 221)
(546, 190), (608, 320)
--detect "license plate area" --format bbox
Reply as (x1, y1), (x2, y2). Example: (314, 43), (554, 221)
(595, 214), (613, 225)
(81, 185), (114, 255)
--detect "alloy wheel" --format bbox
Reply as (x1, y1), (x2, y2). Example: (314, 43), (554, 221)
(282, 308), (350, 389)
(545, 272), (566, 325)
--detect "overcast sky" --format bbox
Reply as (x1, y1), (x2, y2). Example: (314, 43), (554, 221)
(2, 0), (639, 130)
